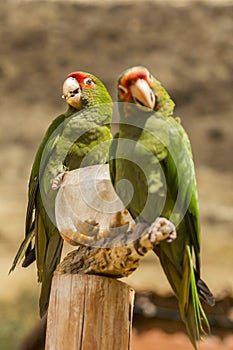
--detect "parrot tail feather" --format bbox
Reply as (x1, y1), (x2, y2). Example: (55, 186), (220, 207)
(39, 231), (63, 317)
(155, 243), (213, 349)
(196, 274), (215, 307)
(22, 247), (36, 267)
(180, 245), (211, 349)
(9, 228), (35, 274)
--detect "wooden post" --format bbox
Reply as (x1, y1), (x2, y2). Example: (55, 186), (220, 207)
(45, 274), (134, 350)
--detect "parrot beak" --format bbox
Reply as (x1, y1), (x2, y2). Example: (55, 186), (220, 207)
(62, 77), (82, 110)
(130, 79), (156, 111)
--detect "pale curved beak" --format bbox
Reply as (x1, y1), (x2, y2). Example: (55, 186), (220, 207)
(130, 79), (156, 110)
(62, 77), (82, 109)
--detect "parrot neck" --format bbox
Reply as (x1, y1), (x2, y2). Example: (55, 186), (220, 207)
(118, 103), (151, 140)
(119, 122), (144, 140)
(65, 105), (78, 117)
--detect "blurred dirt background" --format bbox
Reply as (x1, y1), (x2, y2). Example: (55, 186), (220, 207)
(0, 0), (232, 349)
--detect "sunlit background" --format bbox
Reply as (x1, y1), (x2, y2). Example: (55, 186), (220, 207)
(0, 1), (232, 349)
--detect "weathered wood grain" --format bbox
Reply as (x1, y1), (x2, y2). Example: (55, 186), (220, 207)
(45, 274), (134, 350)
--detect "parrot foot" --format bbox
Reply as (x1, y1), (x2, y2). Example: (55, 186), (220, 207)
(148, 217), (177, 244)
(51, 172), (66, 191)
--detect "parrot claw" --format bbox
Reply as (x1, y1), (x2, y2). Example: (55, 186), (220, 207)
(51, 172), (66, 191)
(148, 217), (177, 244)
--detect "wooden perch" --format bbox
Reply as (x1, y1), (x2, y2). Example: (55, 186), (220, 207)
(45, 274), (134, 350)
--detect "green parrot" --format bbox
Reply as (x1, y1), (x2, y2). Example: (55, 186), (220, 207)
(10, 71), (112, 316)
(110, 66), (214, 348)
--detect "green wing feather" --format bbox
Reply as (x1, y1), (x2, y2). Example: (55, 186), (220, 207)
(152, 116), (214, 347)
(10, 110), (72, 315)
(109, 132), (119, 188)
(9, 111), (69, 274)
(113, 112), (214, 348)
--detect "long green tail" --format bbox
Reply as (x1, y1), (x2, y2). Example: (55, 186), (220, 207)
(154, 243), (213, 349)
(180, 245), (210, 348)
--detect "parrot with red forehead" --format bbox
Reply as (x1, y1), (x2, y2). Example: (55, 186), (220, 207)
(10, 71), (112, 316)
(110, 66), (214, 348)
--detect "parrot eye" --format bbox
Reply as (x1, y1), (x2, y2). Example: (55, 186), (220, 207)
(84, 78), (94, 86)
(118, 85), (128, 94)
(146, 70), (152, 81)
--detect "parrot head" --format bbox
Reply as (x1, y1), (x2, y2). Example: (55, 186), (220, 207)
(117, 66), (175, 118)
(62, 71), (112, 110)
